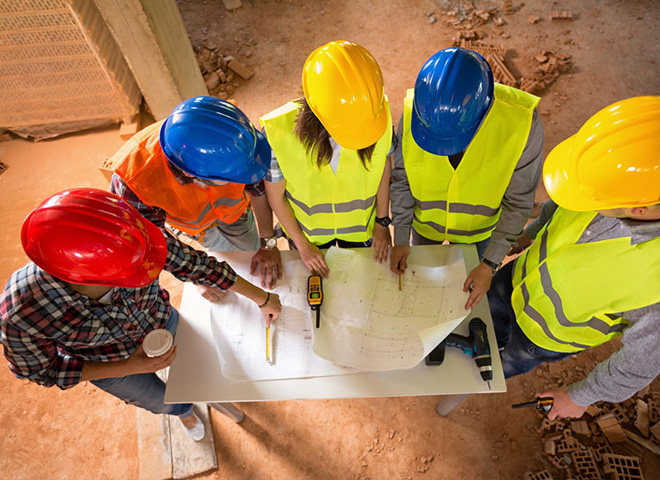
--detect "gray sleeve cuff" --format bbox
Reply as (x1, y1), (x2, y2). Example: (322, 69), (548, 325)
(394, 226), (412, 246)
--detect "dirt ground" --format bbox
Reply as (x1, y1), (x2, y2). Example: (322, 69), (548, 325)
(1, 0), (660, 479)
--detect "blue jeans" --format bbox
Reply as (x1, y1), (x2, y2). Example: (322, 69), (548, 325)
(411, 230), (491, 260)
(92, 309), (193, 418)
(488, 262), (571, 378)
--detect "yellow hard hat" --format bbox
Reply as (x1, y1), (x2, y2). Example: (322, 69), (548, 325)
(543, 96), (660, 211)
(302, 40), (388, 150)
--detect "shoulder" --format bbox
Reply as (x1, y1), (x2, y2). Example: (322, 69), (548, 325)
(1, 264), (44, 322)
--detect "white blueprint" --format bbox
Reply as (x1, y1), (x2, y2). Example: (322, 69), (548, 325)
(313, 247), (469, 370)
(210, 246), (468, 381)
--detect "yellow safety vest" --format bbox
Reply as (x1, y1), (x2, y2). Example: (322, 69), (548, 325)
(260, 98), (392, 245)
(402, 84), (539, 243)
(512, 208), (660, 353)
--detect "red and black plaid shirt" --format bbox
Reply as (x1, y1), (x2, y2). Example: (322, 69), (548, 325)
(0, 233), (236, 389)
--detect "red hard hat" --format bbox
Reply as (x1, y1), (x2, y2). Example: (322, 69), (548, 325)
(21, 188), (168, 288)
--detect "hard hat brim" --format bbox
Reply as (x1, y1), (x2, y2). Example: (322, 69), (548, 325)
(543, 135), (609, 212)
(410, 111), (479, 156)
(325, 102), (389, 151)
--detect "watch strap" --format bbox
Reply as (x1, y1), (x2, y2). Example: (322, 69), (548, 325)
(482, 258), (500, 272)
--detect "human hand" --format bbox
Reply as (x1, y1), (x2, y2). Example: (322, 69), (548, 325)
(195, 283), (227, 303)
(298, 241), (330, 278)
(124, 344), (177, 375)
(372, 224), (391, 264)
(390, 245), (410, 274)
(250, 247), (283, 289)
(508, 232), (533, 256)
(537, 386), (588, 420)
(259, 292), (282, 327)
(463, 262), (494, 310)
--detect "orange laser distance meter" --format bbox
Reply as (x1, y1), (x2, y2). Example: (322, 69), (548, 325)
(307, 275), (323, 328)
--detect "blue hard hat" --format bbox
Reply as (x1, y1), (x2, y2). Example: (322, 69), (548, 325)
(160, 96), (270, 184)
(411, 48), (494, 156)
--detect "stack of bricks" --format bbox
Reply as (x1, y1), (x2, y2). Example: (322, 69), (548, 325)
(486, 54), (516, 87)
(195, 45), (254, 100)
(525, 388), (660, 480)
(519, 51), (573, 94)
(550, 9), (573, 21)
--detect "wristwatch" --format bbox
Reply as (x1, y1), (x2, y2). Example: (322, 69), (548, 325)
(375, 216), (392, 228)
(260, 236), (277, 249)
(482, 258), (500, 272)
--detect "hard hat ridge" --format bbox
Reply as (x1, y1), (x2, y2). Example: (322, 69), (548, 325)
(411, 47), (494, 156)
(160, 96), (270, 184)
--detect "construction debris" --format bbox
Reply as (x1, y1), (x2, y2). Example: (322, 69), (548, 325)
(195, 45), (253, 99)
(531, 390), (660, 479)
(486, 54), (516, 87)
(602, 453), (645, 480)
(520, 51), (573, 94)
(502, 0), (515, 15)
(550, 10), (573, 21)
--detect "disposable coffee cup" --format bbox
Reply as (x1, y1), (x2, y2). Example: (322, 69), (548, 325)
(143, 329), (173, 358)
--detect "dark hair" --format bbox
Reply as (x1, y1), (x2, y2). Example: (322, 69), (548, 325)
(294, 97), (376, 170)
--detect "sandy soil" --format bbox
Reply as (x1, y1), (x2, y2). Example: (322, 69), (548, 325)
(1, 0), (660, 479)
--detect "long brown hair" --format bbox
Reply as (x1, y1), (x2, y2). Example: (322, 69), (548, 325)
(294, 97), (376, 170)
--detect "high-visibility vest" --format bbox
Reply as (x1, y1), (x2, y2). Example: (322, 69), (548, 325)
(260, 98), (392, 245)
(402, 84), (539, 243)
(112, 121), (250, 236)
(512, 207), (660, 353)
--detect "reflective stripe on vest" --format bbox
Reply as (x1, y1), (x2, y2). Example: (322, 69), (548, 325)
(112, 121), (250, 236)
(403, 84), (539, 243)
(512, 208), (660, 353)
(260, 98), (392, 245)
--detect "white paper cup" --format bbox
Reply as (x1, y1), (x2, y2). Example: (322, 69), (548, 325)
(143, 329), (173, 358)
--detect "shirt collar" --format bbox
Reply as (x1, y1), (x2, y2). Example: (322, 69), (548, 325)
(620, 217), (660, 245)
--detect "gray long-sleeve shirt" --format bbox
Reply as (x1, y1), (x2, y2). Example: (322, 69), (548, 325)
(390, 109), (544, 265)
(523, 200), (660, 406)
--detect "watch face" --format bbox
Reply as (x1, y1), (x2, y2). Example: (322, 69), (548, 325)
(376, 217), (391, 227)
(262, 237), (277, 249)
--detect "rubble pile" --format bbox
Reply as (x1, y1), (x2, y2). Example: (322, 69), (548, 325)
(195, 44), (254, 100)
(519, 52), (573, 94)
(439, 0), (575, 95)
(525, 388), (659, 480)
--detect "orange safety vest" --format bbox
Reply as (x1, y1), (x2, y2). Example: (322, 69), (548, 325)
(112, 121), (250, 236)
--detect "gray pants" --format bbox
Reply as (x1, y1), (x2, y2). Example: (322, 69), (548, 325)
(196, 210), (260, 252)
(169, 210), (260, 253)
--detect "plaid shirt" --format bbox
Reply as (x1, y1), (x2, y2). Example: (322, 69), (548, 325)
(0, 233), (236, 390)
(110, 172), (265, 229)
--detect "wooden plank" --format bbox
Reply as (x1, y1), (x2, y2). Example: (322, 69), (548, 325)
(137, 409), (172, 480)
(170, 404), (217, 480)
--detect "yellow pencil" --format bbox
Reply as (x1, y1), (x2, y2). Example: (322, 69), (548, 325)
(266, 326), (271, 364)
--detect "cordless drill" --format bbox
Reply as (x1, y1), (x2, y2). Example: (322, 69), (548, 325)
(425, 317), (493, 387)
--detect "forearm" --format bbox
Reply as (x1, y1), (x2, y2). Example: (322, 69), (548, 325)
(249, 192), (275, 238)
(228, 275), (269, 306)
(390, 116), (414, 246)
(483, 204), (534, 264)
(568, 304), (660, 406)
(163, 232), (237, 289)
(265, 180), (310, 247)
(81, 358), (130, 382)
(375, 158), (392, 218)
